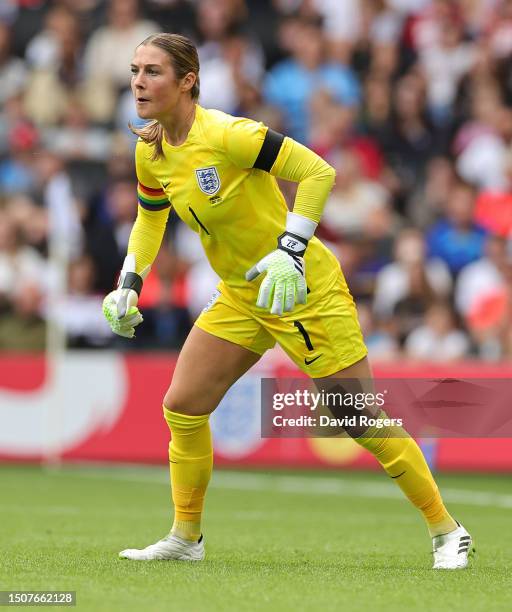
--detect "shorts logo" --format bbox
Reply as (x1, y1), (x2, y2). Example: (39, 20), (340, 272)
(195, 166), (221, 195)
(304, 355), (322, 365)
(202, 289), (221, 312)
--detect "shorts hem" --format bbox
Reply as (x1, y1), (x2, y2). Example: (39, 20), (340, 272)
(193, 320), (267, 356)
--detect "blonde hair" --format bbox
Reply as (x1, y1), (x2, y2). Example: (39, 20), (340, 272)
(130, 33), (200, 160)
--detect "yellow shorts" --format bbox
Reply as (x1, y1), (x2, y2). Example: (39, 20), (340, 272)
(195, 269), (368, 378)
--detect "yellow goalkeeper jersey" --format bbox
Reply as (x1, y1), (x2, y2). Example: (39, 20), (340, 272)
(133, 105), (339, 305)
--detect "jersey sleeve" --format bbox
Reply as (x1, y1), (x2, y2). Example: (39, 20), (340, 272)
(223, 117), (269, 169)
(270, 137), (336, 223)
(127, 140), (172, 274)
(135, 140), (171, 212)
(224, 117), (335, 224)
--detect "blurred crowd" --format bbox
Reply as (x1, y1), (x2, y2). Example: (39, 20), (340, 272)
(3, 0), (512, 361)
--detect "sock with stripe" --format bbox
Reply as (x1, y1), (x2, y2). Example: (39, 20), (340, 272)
(356, 414), (457, 537)
(163, 407), (213, 542)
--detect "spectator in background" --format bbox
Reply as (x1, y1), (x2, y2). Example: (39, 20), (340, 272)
(137, 246), (194, 349)
(264, 18), (360, 143)
(233, 79), (283, 130)
(83, 0), (157, 116)
(382, 72), (437, 212)
(0, 210), (49, 306)
(143, 0), (198, 40)
(420, 17), (476, 126)
(465, 262), (512, 360)
(406, 155), (456, 228)
(54, 254), (112, 348)
(196, 0), (239, 112)
(0, 282), (46, 351)
(23, 8), (87, 127)
(197, 0), (264, 114)
(373, 228), (452, 326)
(456, 238), (512, 360)
(484, 0), (512, 61)
(472, 123), (512, 239)
(307, 84), (386, 182)
(327, 237), (375, 301)
(25, 5), (77, 70)
(308, 91), (359, 158)
(84, 0), (157, 89)
(100, 179), (137, 256)
(359, 71), (392, 144)
(242, 0), (284, 69)
(404, 301), (470, 362)
(354, 0), (404, 77)
(42, 95), (112, 162)
(321, 150), (392, 238)
(32, 150), (84, 261)
(0, 0), (18, 23)
(426, 180), (487, 276)
(0, 20), (27, 106)
(0, 115), (39, 195)
(84, 178), (137, 293)
(4, 194), (48, 257)
(455, 235), (509, 320)
(407, 0), (462, 54)
(357, 301), (400, 361)
(53, 0), (105, 38)
(172, 221), (219, 321)
(307, 0), (361, 63)
(454, 82), (509, 190)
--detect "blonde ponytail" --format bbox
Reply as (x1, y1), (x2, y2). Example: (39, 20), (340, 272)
(130, 120), (165, 161)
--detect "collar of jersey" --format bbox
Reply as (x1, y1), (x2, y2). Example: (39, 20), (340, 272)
(162, 104), (202, 150)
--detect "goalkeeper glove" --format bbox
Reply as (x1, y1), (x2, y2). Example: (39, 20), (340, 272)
(245, 212), (317, 315)
(102, 254), (150, 338)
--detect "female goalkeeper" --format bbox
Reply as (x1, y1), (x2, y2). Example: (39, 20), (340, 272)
(103, 33), (473, 569)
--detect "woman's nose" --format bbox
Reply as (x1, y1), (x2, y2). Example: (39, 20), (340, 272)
(133, 73), (145, 88)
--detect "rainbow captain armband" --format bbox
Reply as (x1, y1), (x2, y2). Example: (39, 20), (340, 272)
(137, 182), (171, 211)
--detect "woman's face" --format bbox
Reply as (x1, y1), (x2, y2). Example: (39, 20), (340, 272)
(131, 44), (192, 121)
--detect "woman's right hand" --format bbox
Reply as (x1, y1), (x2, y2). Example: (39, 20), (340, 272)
(102, 254), (150, 338)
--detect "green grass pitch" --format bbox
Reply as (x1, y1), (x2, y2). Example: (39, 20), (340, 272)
(1, 464), (511, 612)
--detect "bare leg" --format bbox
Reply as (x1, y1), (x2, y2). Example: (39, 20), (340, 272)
(164, 325), (261, 415)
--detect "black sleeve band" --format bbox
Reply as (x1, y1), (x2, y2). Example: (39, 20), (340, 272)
(121, 271), (143, 297)
(253, 129), (285, 172)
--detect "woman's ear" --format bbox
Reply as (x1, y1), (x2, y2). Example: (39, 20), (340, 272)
(181, 72), (197, 95)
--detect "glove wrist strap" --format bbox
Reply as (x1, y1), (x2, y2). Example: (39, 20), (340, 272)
(118, 271), (143, 296)
(277, 231), (308, 257)
(286, 212), (317, 240)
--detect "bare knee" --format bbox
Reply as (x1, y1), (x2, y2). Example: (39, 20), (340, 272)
(163, 383), (215, 416)
(164, 388), (195, 415)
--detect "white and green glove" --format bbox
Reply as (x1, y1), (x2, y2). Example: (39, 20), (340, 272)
(102, 254), (150, 338)
(245, 212), (317, 316)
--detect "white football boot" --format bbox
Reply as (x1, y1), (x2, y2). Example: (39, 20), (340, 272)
(432, 522), (474, 569)
(119, 534), (204, 561)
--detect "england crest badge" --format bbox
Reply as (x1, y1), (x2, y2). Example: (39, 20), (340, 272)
(195, 166), (221, 195)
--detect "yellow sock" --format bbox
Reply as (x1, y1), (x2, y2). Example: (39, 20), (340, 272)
(163, 407), (213, 542)
(356, 415), (457, 537)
